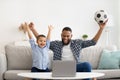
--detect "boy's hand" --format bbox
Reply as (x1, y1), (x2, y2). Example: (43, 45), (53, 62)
(19, 22), (28, 33)
(29, 22), (34, 30)
(24, 22), (29, 31)
(47, 25), (54, 40)
(48, 25), (54, 31)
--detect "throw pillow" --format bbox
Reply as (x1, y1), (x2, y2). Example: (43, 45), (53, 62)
(98, 49), (120, 69)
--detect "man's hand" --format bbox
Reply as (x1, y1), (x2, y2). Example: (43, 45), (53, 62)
(98, 19), (108, 29)
(29, 22), (34, 30)
(93, 19), (108, 42)
(28, 22), (39, 38)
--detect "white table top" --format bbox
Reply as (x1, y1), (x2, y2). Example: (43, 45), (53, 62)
(18, 72), (104, 79)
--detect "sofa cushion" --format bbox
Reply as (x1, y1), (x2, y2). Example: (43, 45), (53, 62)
(5, 44), (32, 70)
(4, 70), (30, 80)
(80, 46), (103, 69)
(98, 49), (120, 69)
(92, 69), (120, 79)
(80, 46), (117, 69)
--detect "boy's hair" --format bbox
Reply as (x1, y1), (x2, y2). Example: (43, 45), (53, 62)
(62, 27), (72, 32)
(36, 34), (46, 41)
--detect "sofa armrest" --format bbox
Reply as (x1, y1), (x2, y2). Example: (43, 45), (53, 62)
(0, 53), (7, 80)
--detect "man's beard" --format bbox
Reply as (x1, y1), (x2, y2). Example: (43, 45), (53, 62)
(62, 39), (71, 45)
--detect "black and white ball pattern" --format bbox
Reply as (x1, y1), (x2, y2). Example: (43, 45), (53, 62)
(94, 10), (108, 24)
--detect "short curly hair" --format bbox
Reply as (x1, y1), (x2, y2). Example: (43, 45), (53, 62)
(62, 27), (72, 32)
(36, 34), (46, 41)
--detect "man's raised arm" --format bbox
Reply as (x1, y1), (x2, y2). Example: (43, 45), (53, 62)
(92, 20), (108, 42)
(29, 22), (39, 38)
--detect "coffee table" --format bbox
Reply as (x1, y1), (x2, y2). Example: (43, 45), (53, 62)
(18, 72), (104, 80)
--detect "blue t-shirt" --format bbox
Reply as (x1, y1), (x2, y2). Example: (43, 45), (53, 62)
(29, 38), (50, 70)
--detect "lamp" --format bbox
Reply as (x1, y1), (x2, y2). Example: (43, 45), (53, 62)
(105, 15), (114, 45)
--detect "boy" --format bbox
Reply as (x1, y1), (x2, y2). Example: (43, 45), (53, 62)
(24, 22), (53, 80)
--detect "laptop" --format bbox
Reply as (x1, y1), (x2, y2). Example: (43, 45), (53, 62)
(52, 60), (76, 77)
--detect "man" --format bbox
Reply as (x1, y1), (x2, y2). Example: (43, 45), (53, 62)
(29, 21), (107, 80)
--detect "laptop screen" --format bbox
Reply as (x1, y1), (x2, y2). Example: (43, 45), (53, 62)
(52, 60), (76, 77)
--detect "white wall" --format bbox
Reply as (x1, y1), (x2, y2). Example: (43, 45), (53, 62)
(0, 0), (119, 52)
(119, 0), (120, 49)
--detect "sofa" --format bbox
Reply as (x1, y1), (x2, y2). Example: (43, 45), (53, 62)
(0, 43), (120, 80)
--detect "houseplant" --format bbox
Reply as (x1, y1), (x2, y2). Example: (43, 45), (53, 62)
(82, 34), (88, 40)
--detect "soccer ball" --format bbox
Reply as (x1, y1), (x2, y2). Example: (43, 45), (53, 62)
(94, 10), (108, 24)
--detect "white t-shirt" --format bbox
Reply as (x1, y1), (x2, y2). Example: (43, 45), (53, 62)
(62, 43), (75, 61)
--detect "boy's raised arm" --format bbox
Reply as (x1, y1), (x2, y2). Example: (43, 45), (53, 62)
(47, 25), (53, 40)
(24, 22), (33, 39)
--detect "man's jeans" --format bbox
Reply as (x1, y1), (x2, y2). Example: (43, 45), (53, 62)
(76, 62), (92, 80)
